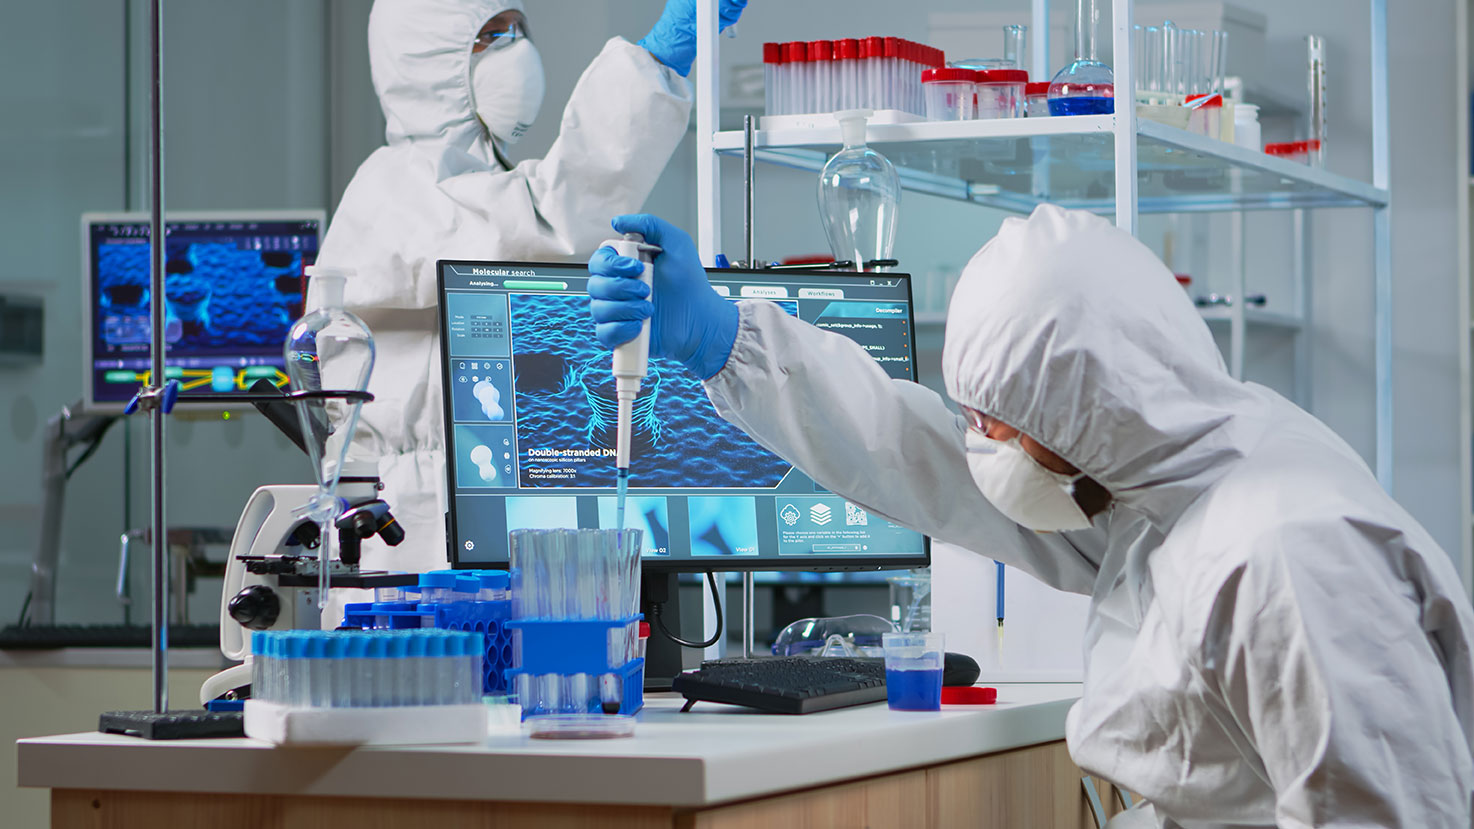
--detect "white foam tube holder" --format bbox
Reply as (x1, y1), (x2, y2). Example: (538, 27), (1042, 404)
(244, 700), (488, 746)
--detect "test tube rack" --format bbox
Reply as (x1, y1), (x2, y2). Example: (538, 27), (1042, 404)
(505, 616), (645, 719)
(341, 598), (514, 695)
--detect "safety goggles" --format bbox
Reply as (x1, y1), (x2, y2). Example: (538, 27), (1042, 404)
(474, 19), (529, 53)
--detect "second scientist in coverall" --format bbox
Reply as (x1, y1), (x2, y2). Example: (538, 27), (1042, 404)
(315, 0), (745, 573)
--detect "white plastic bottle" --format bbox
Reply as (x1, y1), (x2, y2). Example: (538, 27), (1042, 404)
(1233, 103), (1261, 152)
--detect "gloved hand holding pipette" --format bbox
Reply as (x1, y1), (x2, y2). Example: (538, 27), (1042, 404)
(587, 215), (739, 381)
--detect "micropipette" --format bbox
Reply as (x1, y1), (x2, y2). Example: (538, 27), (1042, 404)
(604, 232), (662, 536)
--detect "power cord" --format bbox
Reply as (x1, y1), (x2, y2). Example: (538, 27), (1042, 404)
(649, 571), (723, 649)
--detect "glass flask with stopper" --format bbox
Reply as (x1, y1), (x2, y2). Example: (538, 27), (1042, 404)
(816, 109), (900, 271)
(1048, 0), (1114, 115)
(284, 265), (375, 607)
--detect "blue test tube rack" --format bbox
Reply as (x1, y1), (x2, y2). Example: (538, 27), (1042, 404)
(341, 570), (514, 695)
(504, 617), (645, 718)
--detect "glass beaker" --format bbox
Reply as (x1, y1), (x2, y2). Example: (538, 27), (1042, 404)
(816, 109), (900, 271)
(887, 570), (932, 632)
(1048, 0), (1114, 115)
(284, 266), (374, 606)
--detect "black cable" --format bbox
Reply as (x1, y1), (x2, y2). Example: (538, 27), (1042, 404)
(650, 571), (723, 649)
(17, 590), (31, 626)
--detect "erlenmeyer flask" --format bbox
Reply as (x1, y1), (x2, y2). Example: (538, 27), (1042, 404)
(1047, 0), (1114, 115)
(817, 109), (900, 271)
(285, 266), (375, 606)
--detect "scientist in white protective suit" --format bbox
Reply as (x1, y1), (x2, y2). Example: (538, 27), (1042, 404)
(586, 206), (1474, 828)
(314, 0), (747, 574)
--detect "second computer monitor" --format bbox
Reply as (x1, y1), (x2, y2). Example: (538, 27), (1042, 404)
(81, 211), (325, 411)
(438, 260), (928, 572)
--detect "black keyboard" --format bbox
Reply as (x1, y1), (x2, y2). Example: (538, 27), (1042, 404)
(672, 656), (888, 714)
(0, 623), (220, 650)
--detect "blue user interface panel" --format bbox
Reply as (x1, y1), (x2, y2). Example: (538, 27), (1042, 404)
(85, 215), (321, 407)
(438, 261), (928, 571)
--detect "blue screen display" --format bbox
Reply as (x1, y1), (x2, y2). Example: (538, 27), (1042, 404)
(439, 261), (928, 571)
(87, 217), (320, 404)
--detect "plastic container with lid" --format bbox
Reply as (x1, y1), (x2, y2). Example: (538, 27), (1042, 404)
(976, 69), (1027, 119)
(417, 570), (459, 606)
(922, 68), (977, 121)
(1024, 82), (1050, 117)
(477, 570), (511, 602)
(1233, 103), (1261, 152)
(453, 574), (482, 602)
(1264, 139), (1323, 166)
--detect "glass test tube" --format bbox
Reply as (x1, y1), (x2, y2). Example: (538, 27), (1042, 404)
(1306, 34), (1325, 167)
(1003, 25), (1027, 72)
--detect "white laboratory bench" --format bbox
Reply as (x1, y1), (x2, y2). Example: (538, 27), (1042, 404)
(17, 684), (1118, 828)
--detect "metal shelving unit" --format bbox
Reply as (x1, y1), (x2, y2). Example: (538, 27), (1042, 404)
(693, 0), (1392, 487)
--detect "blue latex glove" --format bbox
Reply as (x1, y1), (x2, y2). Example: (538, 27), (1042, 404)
(638, 0), (748, 77)
(587, 214), (739, 380)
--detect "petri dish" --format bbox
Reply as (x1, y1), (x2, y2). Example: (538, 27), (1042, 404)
(526, 714), (637, 740)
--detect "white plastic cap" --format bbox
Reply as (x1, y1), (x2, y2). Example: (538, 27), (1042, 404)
(305, 265), (354, 309)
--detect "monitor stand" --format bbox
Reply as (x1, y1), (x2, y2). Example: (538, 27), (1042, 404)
(640, 571), (685, 692)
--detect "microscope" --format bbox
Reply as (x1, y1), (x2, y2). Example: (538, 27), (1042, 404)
(198, 388), (417, 706)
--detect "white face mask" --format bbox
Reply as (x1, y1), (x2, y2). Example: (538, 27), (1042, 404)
(965, 432), (1093, 532)
(470, 38), (545, 146)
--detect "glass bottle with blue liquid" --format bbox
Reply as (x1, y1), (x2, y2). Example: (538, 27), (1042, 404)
(1048, 0), (1114, 116)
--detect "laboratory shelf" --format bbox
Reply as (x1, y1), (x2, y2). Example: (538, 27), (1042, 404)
(1197, 306), (1305, 331)
(915, 307), (1303, 331)
(713, 115), (1388, 215)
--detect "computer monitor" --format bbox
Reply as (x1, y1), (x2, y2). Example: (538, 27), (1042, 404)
(438, 260), (930, 573)
(81, 210), (325, 412)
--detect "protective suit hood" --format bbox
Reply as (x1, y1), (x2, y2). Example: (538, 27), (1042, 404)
(941, 205), (1269, 530)
(367, 0), (525, 179)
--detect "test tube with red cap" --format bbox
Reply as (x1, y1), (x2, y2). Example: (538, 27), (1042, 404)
(882, 37), (900, 111)
(861, 37), (883, 110)
(837, 39), (860, 111)
(763, 43), (783, 116)
(810, 40), (834, 114)
(783, 41), (808, 114)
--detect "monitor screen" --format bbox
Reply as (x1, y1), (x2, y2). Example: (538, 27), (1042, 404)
(82, 211), (324, 410)
(439, 260), (929, 572)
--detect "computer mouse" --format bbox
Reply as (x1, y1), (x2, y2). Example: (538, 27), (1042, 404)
(943, 652), (981, 687)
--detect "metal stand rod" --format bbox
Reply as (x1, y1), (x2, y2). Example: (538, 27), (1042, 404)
(147, 0), (169, 715)
(741, 113), (757, 659)
(741, 573), (755, 657)
(743, 115), (755, 267)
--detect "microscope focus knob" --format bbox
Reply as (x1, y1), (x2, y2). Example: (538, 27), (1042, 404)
(228, 585), (281, 631)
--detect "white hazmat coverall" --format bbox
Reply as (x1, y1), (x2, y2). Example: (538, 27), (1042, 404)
(315, 0), (692, 574)
(703, 204), (1474, 827)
